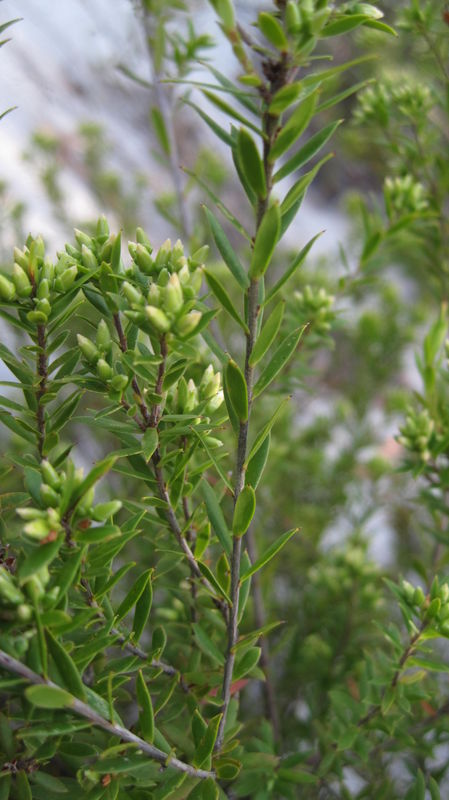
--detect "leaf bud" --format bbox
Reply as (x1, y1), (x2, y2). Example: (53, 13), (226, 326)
(145, 305), (171, 333)
(77, 334), (99, 363)
(157, 268), (170, 288)
(207, 390), (224, 414)
(285, 0), (300, 32)
(23, 518), (51, 540)
(36, 298), (51, 317)
(41, 259), (55, 282)
(96, 215), (110, 238)
(413, 586), (425, 607)
(185, 378), (199, 412)
(92, 500), (123, 521)
(77, 486), (95, 514)
(147, 283), (161, 305)
(0, 275), (16, 302)
(178, 263), (190, 286)
(0, 568), (24, 604)
(427, 597), (441, 619)
(176, 310), (202, 336)
(17, 603), (33, 621)
(12, 264), (32, 297)
(401, 580), (415, 605)
(164, 273), (184, 313)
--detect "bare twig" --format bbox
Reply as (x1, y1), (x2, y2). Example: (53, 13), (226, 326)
(0, 648), (212, 779)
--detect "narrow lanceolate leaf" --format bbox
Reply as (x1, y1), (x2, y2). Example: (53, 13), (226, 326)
(264, 232), (324, 305)
(269, 90), (319, 162)
(151, 106), (170, 155)
(70, 455), (117, 507)
(232, 485), (256, 538)
(322, 14), (371, 37)
(274, 120), (342, 183)
(237, 128), (266, 199)
(184, 98), (234, 147)
(202, 90), (263, 138)
(246, 431), (270, 489)
(190, 425), (233, 492)
(269, 82), (302, 116)
(249, 203), (281, 280)
(240, 528), (299, 582)
(233, 620), (283, 651)
(198, 561), (231, 604)
(46, 629), (86, 700)
(203, 206), (249, 289)
(202, 479), (232, 556)
(249, 301), (284, 366)
(115, 569), (153, 623)
(142, 427), (158, 462)
(136, 670), (154, 743)
(25, 685), (73, 709)
(222, 365), (240, 436)
(245, 397), (290, 466)
(253, 326), (306, 398)
(194, 713), (223, 769)
(226, 359), (248, 422)
(18, 537), (63, 582)
(281, 153), (333, 216)
(204, 270), (249, 333)
(258, 11), (288, 50)
(193, 622), (225, 665)
(132, 576), (153, 642)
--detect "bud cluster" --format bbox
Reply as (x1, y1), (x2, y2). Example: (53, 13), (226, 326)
(0, 235), (80, 324)
(293, 285), (335, 334)
(400, 576), (449, 636)
(384, 175), (429, 220)
(16, 458), (122, 541)
(169, 364), (224, 417)
(124, 234), (207, 338)
(397, 408), (434, 462)
(77, 319), (130, 392)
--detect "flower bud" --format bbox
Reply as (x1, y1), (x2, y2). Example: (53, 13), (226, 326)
(185, 378), (199, 412)
(98, 236), (114, 263)
(0, 275), (16, 302)
(92, 500), (122, 521)
(147, 283), (161, 305)
(17, 507), (46, 520)
(413, 586), (425, 607)
(12, 264), (32, 297)
(77, 334), (99, 363)
(96, 215), (110, 238)
(74, 228), (94, 250)
(110, 373), (129, 392)
(190, 245), (209, 267)
(55, 265), (78, 293)
(37, 278), (50, 300)
(207, 389), (224, 413)
(285, 0), (300, 32)
(134, 243), (153, 273)
(41, 459), (60, 489)
(178, 263), (190, 286)
(136, 227), (152, 251)
(36, 298), (51, 317)
(17, 603), (33, 621)
(171, 239), (184, 266)
(123, 280), (144, 306)
(176, 310), (202, 336)
(164, 273), (184, 313)
(81, 244), (98, 271)
(41, 259), (55, 282)
(13, 247), (29, 271)
(145, 305), (171, 333)
(96, 319), (111, 352)
(97, 358), (113, 381)
(23, 518), (51, 540)
(40, 483), (60, 508)
(27, 310), (47, 324)
(0, 568), (24, 604)
(154, 239), (171, 270)
(77, 486), (95, 514)
(189, 268), (203, 295)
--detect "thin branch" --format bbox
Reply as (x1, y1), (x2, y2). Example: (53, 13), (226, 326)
(113, 312), (152, 427)
(0, 648), (213, 780)
(35, 323), (48, 458)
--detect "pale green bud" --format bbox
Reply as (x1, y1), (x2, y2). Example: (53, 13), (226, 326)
(207, 389), (224, 413)
(74, 228), (94, 250)
(77, 334), (99, 363)
(136, 227), (152, 250)
(98, 236), (114, 263)
(12, 264), (32, 297)
(81, 244), (98, 271)
(17, 603), (33, 620)
(13, 247), (29, 272)
(96, 319), (111, 352)
(190, 245), (209, 267)
(27, 310), (47, 324)
(177, 377), (188, 411)
(145, 305), (171, 333)
(189, 268), (203, 295)
(40, 483), (60, 508)
(55, 265), (77, 293)
(0, 275), (16, 302)
(164, 273), (184, 313)
(36, 298), (51, 317)
(172, 239), (184, 266)
(110, 373), (129, 391)
(41, 259), (55, 282)
(16, 507), (46, 520)
(134, 243), (153, 273)
(96, 215), (110, 238)
(24, 518), (51, 540)
(178, 263), (190, 286)
(97, 358), (113, 381)
(285, 0), (300, 32)
(147, 283), (161, 305)
(41, 459), (60, 489)
(77, 486), (95, 514)
(37, 278), (50, 299)
(55, 253), (75, 276)
(155, 239), (171, 270)
(123, 280), (144, 306)
(92, 500), (122, 521)
(0, 568), (24, 604)
(185, 378), (199, 413)
(176, 310), (202, 336)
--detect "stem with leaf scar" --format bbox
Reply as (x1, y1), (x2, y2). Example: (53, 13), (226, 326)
(216, 60), (289, 749)
(0, 649), (213, 780)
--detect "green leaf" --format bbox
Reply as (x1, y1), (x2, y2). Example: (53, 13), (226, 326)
(429, 777), (441, 800)
(249, 301), (284, 366)
(115, 569), (153, 623)
(245, 397), (290, 465)
(204, 270), (248, 333)
(253, 326), (306, 398)
(198, 561), (231, 604)
(322, 13), (371, 37)
(237, 128), (266, 199)
(264, 232), (323, 305)
(136, 669), (154, 743)
(246, 431), (270, 489)
(194, 713), (223, 769)
(277, 768), (318, 785)
(202, 479), (232, 556)
(192, 622), (225, 665)
(16, 772), (32, 800)
(151, 106), (170, 155)
(280, 153), (333, 215)
(142, 427), (158, 462)
(184, 98), (234, 147)
(249, 203), (281, 279)
(232, 486), (256, 538)
(364, 18), (397, 36)
(274, 120), (342, 183)
(233, 646), (261, 680)
(46, 628), (86, 700)
(132, 577), (153, 642)
(233, 620), (283, 651)
(240, 528), (298, 582)
(75, 524), (121, 544)
(203, 206), (249, 289)
(203, 90), (263, 138)
(269, 82), (302, 115)
(225, 359), (248, 422)
(18, 537), (63, 582)
(190, 425), (233, 492)
(25, 684), (73, 709)
(185, 170), (251, 242)
(258, 11), (288, 50)
(70, 455), (117, 508)
(53, 546), (85, 605)
(269, 90), (319, 162)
